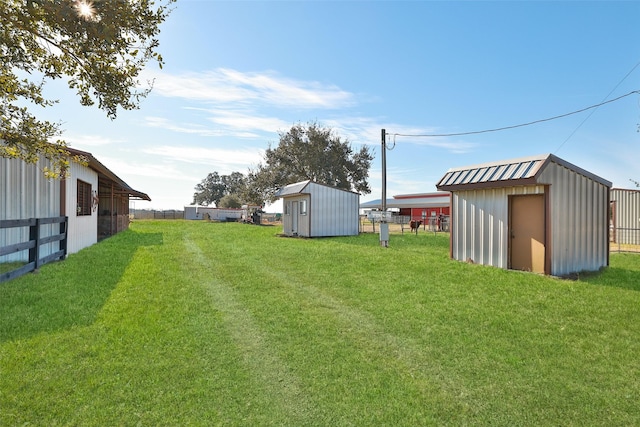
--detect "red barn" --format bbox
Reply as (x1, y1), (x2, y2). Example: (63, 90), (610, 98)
(360, 192), (450, 230)
(392, 192), (451, 221)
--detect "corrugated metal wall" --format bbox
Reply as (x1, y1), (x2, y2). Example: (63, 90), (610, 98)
(282, 195), (310, 237)
(280, 183), (359, 237)
(1, 156), (61, 262)
(282, 199), (292, 235)
(539, 162), (609, 276)
(451, 185), (545, 269)
(611, 188), (640, 246)
(64, 161), (98, 254)
(308, 182), (359, 237)
(451, 163), (609, 277)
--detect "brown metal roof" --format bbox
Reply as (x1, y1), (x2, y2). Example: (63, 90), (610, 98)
(66, 147), (151, 201)
(436, 153), (611, 191)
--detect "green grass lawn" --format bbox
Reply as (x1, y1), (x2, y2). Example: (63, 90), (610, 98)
(1, 220), (639, 426)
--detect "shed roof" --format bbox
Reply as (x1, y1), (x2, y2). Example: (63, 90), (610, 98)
(360, 194), (450, 210)
(275, 180), (359, 198)
(436, 153), (611, 191)
(66, 147), (151, 201)
(392, 191), (450, 200)
(275, 180), (312, 197)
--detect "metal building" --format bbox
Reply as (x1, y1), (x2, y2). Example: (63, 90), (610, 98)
(360, 192), (450, 219)
(275, 180), (360, 237)
(184, 206), (243, 221)
(1, 147), (150, 261)
(610, 188), (640, 248)
(436, 154), (611, 276)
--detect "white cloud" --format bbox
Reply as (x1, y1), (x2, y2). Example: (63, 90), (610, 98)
(144, 116), (226, 137)
(142, 145), (264, 169)
(94, 155), (198, 181)
(326, 120), (479, 154)
(147, 68), (355, 109)
(383, 126), (478, 154)
(65, 133), (123, 147)
(145, 111), (289, 139)
(204, 109), (291, 134)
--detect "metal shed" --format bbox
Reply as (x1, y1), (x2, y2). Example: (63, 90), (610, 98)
(610, 188), (640, 248)
(436, 154), (611, 276)
(275, 180), (360, 237)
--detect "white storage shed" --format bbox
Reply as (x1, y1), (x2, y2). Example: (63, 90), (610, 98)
(436, 154), (611, 276)
(275, 180), (360, 237)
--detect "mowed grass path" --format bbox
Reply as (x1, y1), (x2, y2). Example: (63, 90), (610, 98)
(1, 220), (639, 425)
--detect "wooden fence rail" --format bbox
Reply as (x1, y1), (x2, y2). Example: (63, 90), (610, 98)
(0, 216), (68, 283)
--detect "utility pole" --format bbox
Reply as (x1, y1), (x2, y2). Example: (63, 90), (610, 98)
(380, 129), (389, 247)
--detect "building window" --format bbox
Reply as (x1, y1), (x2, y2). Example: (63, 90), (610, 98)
(284, 201), (291, 215)
(300, 199), (307, 215)
(77, 179), (92, 216)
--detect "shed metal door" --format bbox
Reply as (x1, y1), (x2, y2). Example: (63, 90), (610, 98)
(291, 200), (298, 235)
(509, 194), (545, 273)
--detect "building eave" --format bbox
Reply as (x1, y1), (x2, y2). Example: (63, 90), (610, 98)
(66, 147), (151, 201)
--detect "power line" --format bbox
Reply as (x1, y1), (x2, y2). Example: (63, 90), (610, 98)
(555, 60), (640, 153)
(387, 89), (640, 139)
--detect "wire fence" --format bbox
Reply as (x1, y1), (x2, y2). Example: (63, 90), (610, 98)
(130, 210), (282, 224)
(610, 226), (640, 253)
(360, 215), (449, 234)
(131, 210), (184, 220)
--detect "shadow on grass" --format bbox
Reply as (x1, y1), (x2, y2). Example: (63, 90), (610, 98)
(0, 230), (163, 343)
(565, 252), (640, 291)
(580, 267), (640, 292)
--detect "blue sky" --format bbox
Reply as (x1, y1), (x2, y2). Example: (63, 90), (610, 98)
(39, 0), (640, 210)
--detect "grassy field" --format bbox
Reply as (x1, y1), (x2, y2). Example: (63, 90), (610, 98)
(1, 220), (639, 426)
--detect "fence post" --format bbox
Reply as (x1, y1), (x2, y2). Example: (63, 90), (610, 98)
(60, 217), (68, 258)
(29, 218), (41, 269)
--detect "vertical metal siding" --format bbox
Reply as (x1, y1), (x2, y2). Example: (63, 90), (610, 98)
(281, 195), (310, 237)
(65, 161), (98, 254)
(538, 163), (609, 276)
(451, 186), (545, 269)
(299, 195), (311, 237)
(612, 188), (640, 245)
(308, 182), (359, 237)
(282, 199), (292, 235)
(1, 156), (60, 262)
(279, 183), (358, 237)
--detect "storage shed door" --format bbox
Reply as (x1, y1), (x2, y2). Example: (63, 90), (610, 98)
(291, 200), (299, 235)
(509, 194), (545, 274)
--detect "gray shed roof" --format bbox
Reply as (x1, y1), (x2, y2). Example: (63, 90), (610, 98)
(274, 180), (312, 197)
(436, 153), (611, 191)
(275, 180), (360, 198)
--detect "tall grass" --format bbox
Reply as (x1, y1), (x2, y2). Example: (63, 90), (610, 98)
(1, 220), (639, 426)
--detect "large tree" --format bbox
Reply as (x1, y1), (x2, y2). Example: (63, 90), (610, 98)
(0, 0), (174, 177)
(217, 194), (242, 209)
(192, 171), (247, 206)
(249, 121), (373, 203)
